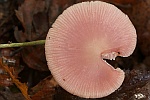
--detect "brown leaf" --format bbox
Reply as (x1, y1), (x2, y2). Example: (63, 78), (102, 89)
(48, 0), (74, 25)
(21, 46), (48, 71)
(76, 0), (137, 5)
(15, 0), (51, 41)
(14, 26), (27, 42)
(32, 12), (49, 39)
(0, 48), (22, 87)
(0, 74), (13, 86)
(16, 0), (36, 36)
(0, 58), (31, 100)
(30, 76), (57, 100)
(105, 0), (136, 4)
(0, 48), (23, 75)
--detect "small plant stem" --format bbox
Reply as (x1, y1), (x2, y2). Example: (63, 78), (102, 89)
(0, 40), (45, 48)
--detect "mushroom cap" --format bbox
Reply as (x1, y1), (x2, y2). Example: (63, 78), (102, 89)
(45, 1), (136, 98)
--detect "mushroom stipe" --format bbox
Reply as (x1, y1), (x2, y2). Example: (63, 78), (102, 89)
(45, 1), (137, 98)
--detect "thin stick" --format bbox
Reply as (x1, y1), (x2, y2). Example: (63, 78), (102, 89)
(0, 40), (45, 48)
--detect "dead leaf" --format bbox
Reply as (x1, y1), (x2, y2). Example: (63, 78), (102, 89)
(14, 26), (27, 42)
(21, 46), (48, 71)
(48, 0), (74, 25)
(30, 76), (57, 100)
(0, 58), (31, 100)
(15, 0), (51, 41)
(0, 48), (23, 87)
(76, 0), (137, 5)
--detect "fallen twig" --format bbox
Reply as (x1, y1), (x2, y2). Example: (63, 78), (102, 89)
(0, 40), (45, 48)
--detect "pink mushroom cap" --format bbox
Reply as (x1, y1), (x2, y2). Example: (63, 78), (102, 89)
(45, 1), (137, 98)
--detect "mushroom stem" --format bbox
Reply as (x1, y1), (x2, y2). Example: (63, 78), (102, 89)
(0, 40), (45, 48)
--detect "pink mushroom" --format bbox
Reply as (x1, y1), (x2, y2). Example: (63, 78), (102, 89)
(45, 1), (137, 98)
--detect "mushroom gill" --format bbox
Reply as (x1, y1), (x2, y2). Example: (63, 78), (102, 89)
(45, 1), (137, 98)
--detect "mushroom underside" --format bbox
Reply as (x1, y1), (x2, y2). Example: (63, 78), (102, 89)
(45, 1), (136, 98)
